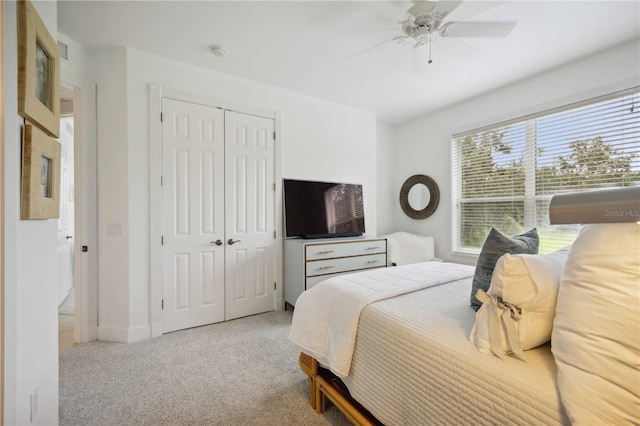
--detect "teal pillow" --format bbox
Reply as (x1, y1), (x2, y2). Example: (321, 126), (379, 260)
(470, 228), (539, 311)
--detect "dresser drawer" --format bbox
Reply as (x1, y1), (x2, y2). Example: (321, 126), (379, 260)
(306, 263), (386, 290)
(306, 253), (386, 277)
(305, 239), (386, 261)
(306, 272), (342, 290)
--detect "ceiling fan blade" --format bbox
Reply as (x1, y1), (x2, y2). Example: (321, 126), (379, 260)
(347, 37), (397, 60)
(440, 21), (515, 38)
(433, 1), (463, 19)
(407, 1), (438, 17)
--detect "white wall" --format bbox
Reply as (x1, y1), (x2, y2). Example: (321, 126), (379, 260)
(58, 32), (88, 89)
(92, 48), (132, 341)
(4, 1), (60, 423)
(388, 39), (640, 264)
(376, 121), (396, 235)
(91, 48), (378, 341)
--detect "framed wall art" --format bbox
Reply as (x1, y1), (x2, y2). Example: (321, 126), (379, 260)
(18, 0), (60, 138)
(21, 124), (61, 220)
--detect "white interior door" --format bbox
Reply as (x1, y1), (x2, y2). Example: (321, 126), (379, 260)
(162, 98), (225, 333)
(57, 116), (75, 306)
(224, 111), (276, 320)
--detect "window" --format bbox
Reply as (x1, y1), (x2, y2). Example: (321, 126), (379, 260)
(452, 88), (640, 254)
(324, 184), (365, 234)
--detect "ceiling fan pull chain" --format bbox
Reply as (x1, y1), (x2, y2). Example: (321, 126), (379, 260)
(428, 28), (433, 64)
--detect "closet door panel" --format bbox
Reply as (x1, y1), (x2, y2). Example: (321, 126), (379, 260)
(162, 98), (225, 333)
(224, 111), (276, 320)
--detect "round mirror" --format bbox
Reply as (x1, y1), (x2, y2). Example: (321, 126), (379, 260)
(408, 183), (430, 211)
(400, 175), (440, 219)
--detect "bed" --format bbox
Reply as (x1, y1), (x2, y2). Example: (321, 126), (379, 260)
(290, 190), (640, 425)
(290, 262), (567, 425)
(289, 222), (640, 426)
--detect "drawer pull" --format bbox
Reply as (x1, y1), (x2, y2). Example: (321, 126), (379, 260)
(367, 260), (380, 264)
(318, 250), (334, 254)
(367, 246), (380, 250)
(318, 265), (335, 270)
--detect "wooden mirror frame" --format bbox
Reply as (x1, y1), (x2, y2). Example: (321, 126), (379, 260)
(399, 174), (440, 219)
(21, 124), (61, 219)
(18, 0), (60, 137)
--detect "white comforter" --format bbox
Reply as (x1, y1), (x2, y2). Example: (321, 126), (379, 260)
(288, 261), (475, 377)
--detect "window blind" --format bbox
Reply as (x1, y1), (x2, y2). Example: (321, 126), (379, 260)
(452, 88), (640, 254)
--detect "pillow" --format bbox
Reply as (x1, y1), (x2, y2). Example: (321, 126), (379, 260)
(470, 228), (539, 311)
(552, 223), (640, 425)
(385, 232), (435, 266)
(469, 247), (570, 358)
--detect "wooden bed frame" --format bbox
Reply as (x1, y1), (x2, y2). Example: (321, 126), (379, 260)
(299, 353), (383, 426)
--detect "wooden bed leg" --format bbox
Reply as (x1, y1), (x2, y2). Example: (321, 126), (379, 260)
(315, 378), (326, 414)
(298, 353), (319, 409)
(309, 376), (316, 409)
(299, 353), (380, 425)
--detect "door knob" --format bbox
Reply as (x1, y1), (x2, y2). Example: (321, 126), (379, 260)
(66, 235), (73, 240)
(211, 239), (223, 246)
(227, 239), (241, 245)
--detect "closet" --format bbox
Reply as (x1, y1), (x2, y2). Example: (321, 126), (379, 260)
(161, 98), (276, 333)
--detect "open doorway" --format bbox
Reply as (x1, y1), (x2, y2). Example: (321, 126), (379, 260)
(58, 87), (77, 352)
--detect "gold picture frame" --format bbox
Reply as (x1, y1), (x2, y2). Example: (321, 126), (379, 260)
(18, 0), (60, 138)
(21, 124), (61, 220)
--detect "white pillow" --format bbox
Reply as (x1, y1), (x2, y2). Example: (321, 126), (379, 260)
(552, 223), (640, 425)
(385, 232), (435, 266)
(470, 248), (569, 358)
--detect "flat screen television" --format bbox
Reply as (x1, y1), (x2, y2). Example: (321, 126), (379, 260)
(283, 179), (365, 239)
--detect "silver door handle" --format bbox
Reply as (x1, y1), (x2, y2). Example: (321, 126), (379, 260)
(211, 239), (223, 246)
(227, 239), (241, 245)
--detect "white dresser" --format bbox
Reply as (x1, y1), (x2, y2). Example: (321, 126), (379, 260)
(284, 237), (387, 307)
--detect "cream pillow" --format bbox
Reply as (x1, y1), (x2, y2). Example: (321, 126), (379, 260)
(552, 223), (640, 425)
(470, 228), (539, 311)
(470, 248), (569, 358)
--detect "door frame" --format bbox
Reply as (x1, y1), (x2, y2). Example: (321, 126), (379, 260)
(1, 0), (5, 418)
(60, 80), (99, 344)
(70, 82), (98, 343)
(149, 85), (283, 338)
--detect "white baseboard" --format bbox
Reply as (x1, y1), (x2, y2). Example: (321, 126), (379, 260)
(151, 321), (163, 338)
(98, 324), (151, 343)
(85, 325), (98, 343)
(128, 324), (151, 343)
(275, 297), (283, 311)
(98, 325), (129, 343)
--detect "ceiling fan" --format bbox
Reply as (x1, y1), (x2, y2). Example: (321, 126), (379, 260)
(392, 0), (516, 63)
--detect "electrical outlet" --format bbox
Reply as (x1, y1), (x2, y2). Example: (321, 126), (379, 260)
(30, 388), (38, 423)
(107, 223), (122, 236)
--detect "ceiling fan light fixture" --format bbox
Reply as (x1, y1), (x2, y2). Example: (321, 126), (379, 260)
(414, 25), (432, 43)
(210, 45), (226, 57)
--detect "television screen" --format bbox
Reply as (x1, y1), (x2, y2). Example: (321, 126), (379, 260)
(283, 179), (365, 239)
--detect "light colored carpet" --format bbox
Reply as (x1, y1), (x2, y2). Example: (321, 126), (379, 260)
(59, 310), (350, 425)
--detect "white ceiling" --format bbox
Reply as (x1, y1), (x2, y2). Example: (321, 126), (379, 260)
(57, 1), (640, 124)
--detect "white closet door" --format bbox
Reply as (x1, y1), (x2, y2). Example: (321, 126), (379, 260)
(162, 98), (225, 333)
(224, 111), (276, 320)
